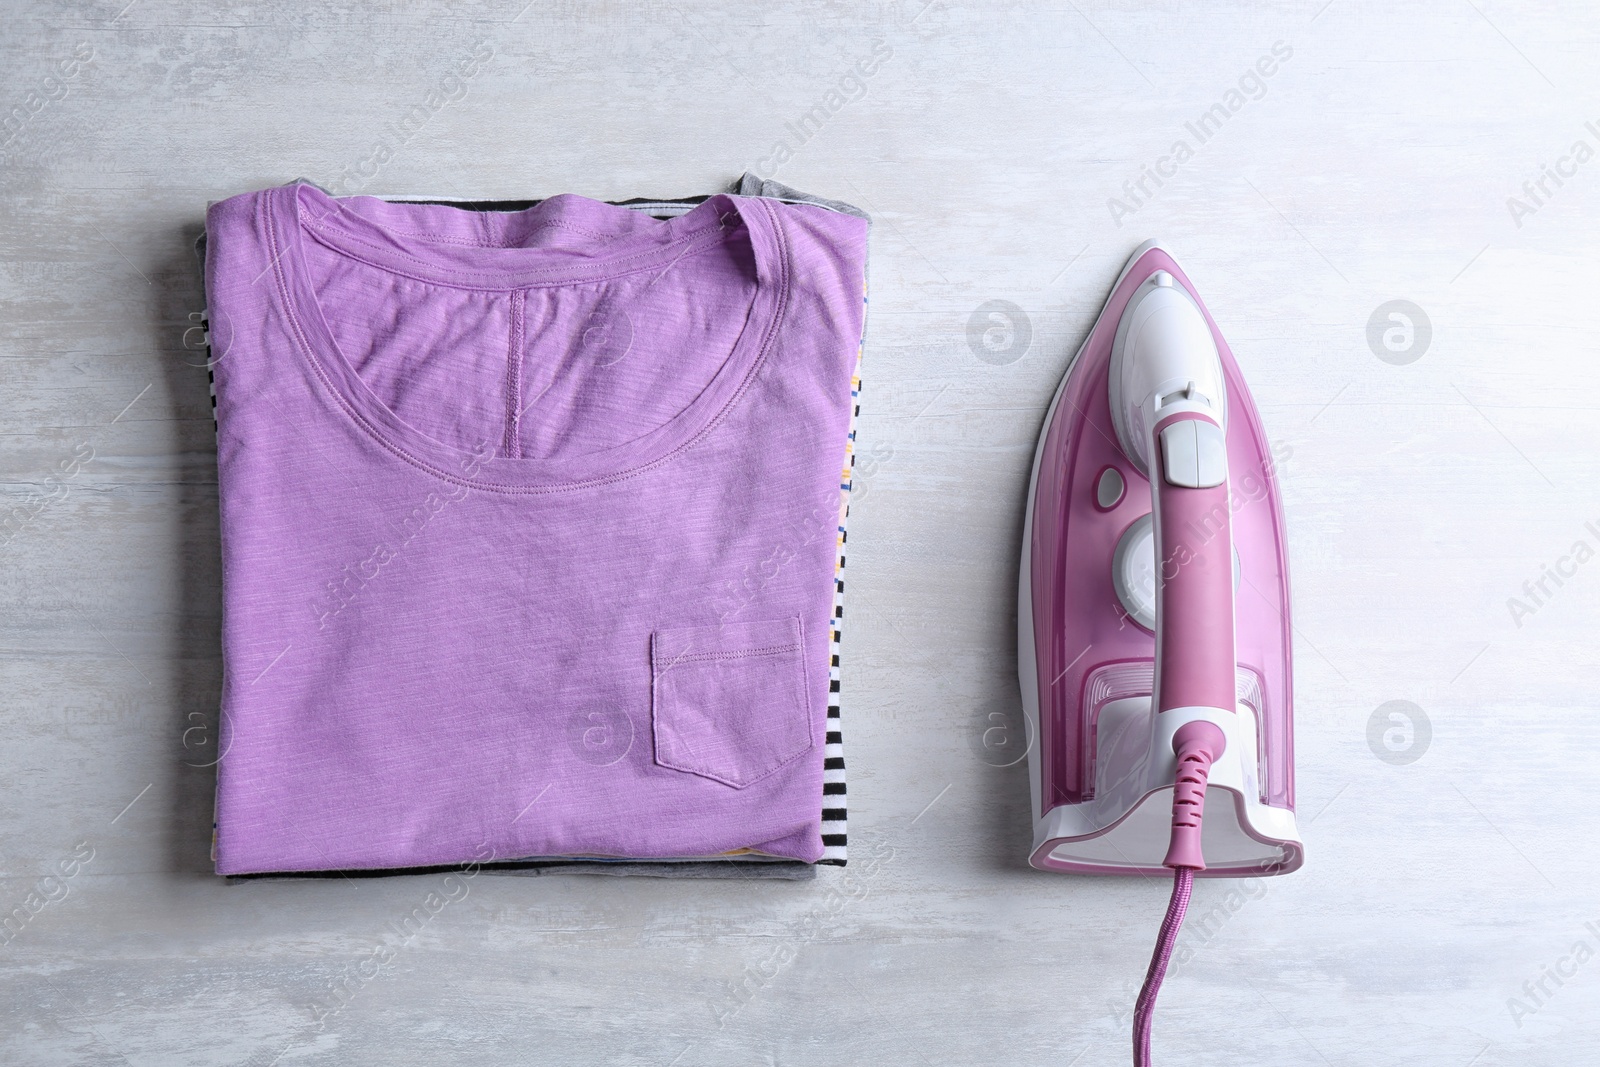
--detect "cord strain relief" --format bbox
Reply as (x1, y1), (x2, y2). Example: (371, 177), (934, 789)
(1162, 720), (1227, 871)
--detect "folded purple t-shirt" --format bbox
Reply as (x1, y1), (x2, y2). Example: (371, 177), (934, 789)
(204, 182), (866, 874)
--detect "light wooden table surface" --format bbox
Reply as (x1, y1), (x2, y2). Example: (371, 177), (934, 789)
(2, 2), (1596, 1064)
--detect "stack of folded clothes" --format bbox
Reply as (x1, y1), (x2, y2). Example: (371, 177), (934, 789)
(198, 174), (868, 880)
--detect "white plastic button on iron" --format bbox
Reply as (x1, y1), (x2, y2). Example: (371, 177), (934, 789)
(1159, 419), (1227, 489)
(1159, 421), (1200, 487)
(1193, 421), (1227, 487)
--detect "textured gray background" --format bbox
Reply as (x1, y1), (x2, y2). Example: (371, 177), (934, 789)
(2, 1), (1596, 1064)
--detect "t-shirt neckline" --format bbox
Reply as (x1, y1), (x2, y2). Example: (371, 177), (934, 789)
(268, 182), (788, 492)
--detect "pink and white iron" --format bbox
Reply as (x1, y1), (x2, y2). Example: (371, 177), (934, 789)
(1018, 241), (1303, 1064)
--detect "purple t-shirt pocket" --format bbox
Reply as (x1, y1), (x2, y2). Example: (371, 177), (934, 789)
(651, 617), (812, 789)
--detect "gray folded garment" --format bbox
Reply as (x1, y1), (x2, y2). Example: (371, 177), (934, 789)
(203, 174), (863, 882)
